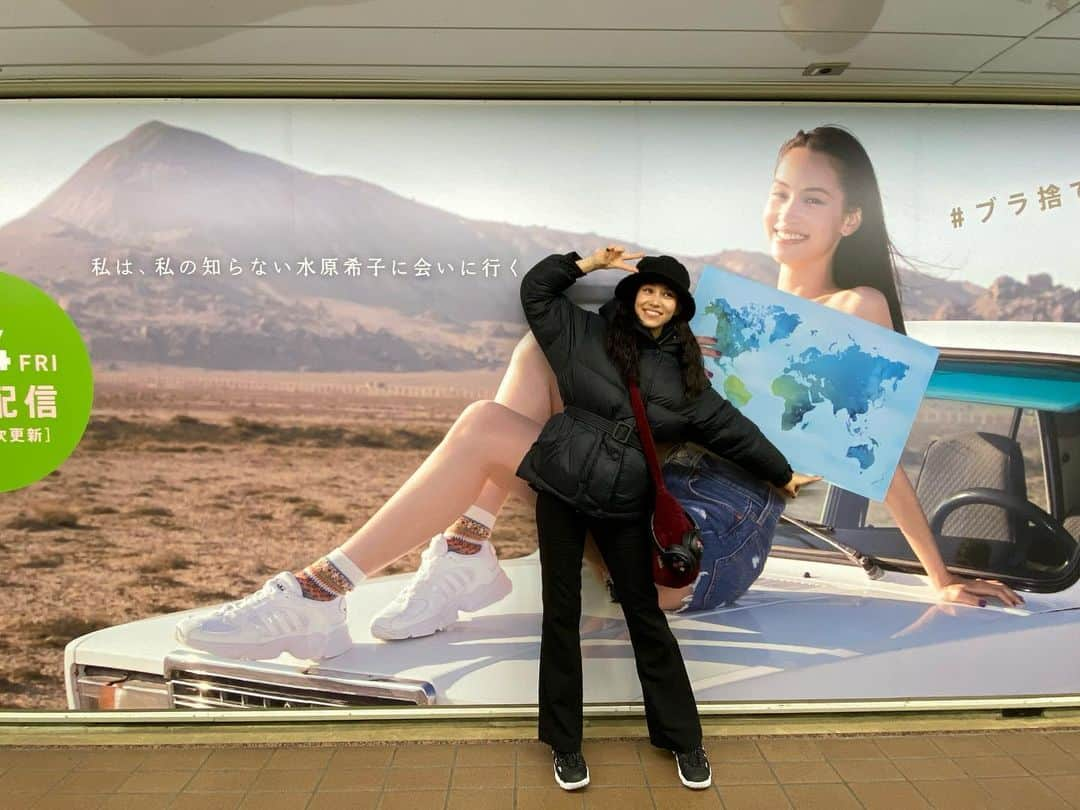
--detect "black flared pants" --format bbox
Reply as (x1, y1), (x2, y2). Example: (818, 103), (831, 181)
(536, 491), (702, 753)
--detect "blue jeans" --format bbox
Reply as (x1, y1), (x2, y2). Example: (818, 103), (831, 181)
(663, 444), (785, 612)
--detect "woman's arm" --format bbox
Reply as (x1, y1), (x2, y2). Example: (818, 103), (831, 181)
(844, 289), (1024, 607)
(688, 387), (793, 488)
(520, 245), (643, 373)
(519, 252), (590, 374)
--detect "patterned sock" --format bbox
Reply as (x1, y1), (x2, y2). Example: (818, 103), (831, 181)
(444, 506), (496, 555)
(294, 548), (367, 602)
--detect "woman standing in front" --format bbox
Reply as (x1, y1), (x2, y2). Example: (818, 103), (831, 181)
(518, 246), (815, 791)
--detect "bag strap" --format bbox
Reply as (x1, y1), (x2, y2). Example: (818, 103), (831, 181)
(626, 379), (671, 497)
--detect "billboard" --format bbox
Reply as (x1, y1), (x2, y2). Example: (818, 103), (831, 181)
(1, 100), (1078, 712)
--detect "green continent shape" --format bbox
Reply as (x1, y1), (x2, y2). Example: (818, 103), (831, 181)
(771, 374), (816, 431)
(723, 374), (752, 408)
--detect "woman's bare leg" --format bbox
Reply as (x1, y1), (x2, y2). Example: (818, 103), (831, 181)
(339, 401), (544, 575)
(469, 332), (562, 515)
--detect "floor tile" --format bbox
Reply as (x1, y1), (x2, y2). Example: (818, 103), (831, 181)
(875, 737), (943, 759)
(1041, 773), (1080, 808)
(248, 769), (323, 793)
(927, 735), (1002, 757)
(643, 760), (682, 788)
(993, 733), (1066, 757)
(3, 750), (85, 771)
(756, 740), (825, 763)
(770, 761), (841, 784)
(138, 751), (210, 771)
(383, 766), (450, 791)
(376, 789), (449, 810)
(830, 758), (905, 782)
(583, 741), (641, 764)
(29, 795), (108, 810)
(315, 767), (386, 791)
(169, 793), (245, 810)
(328, 747), (394, 768)
(307, 791), (380, 810)
(977, 776), (1069, 809)
(893, 757), (967, 781)
(517, 763), (557, 788)
(848, 780), (931, 809)
(201, 750), (272, 771)
(389, 745), (454, 768)
(713, 761), (777, 785)
(652, 786), (723, 808)
(952, 756), (1028, 779)
(236, 792), (312, 810)
(117, 770), (194, 794)
(586, 763), (646, 787)
(782, 783), (861, 810)
(102, 793), (176, 810)
(1014, 751), (1080, 775)
(446, 788), (514, 810)
(183, 769), (259, 793)
(718, 783), (793, 809)
(453, 742), (516, 766)
(516, 786), (585, 810)
(817, 738), (886, 760)
(582, 786), (654, 810)
(911, 779), (994, 810)
(78, 751), (147, 772)
(451, 764), (514, 789)
(4, 790), (51, 810)
(1051, 732), (1080, 756)
(0, 768), (68, 792)
(55, 770), (131, 793)
(705, 739), (764, 762)
(514, 742), (553, 766)
(264, 747), (334, 770)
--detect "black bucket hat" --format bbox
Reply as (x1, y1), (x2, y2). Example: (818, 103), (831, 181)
(614, 255), (696, 321)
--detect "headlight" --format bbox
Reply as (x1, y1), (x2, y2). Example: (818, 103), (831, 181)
(74, 666), (171, 710)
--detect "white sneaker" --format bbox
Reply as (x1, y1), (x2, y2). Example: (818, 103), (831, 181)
(370, 534), (513, 640)
(175, 572), (352, 660)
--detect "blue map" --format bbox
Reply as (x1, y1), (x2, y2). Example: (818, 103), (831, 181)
(691, 267), (938, 501)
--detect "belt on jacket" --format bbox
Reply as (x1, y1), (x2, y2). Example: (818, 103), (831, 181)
(564, 406), (643, 450)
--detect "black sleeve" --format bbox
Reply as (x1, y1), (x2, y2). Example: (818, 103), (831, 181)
(519, 252), (590, 375)
(687, 387), (793, 487)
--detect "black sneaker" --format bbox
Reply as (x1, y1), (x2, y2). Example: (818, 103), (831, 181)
(674, 745), (711, 789)
(553, 749), (589, 790)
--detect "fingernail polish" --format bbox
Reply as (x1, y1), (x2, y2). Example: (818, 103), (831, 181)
(978, 599), (987, 607)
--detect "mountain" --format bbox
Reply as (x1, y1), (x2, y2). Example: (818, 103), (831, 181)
(935, 273), (1080, 322)
(0, 121), (1056, 371)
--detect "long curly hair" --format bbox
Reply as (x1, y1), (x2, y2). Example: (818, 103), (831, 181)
(605, 296), (709, 398)
(779, 126), (907, 335)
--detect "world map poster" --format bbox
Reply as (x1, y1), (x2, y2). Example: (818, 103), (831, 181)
(690, 267), (940, 501)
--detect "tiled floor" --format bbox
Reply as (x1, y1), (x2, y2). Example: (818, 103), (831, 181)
(2, 729), (1080, 809)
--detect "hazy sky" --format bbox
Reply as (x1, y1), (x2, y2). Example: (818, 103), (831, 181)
(2, 99), (1077, 288)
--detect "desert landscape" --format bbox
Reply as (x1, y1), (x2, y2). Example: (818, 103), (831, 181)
(1, 363), (1041, 710)
(0, 366), (546, 710)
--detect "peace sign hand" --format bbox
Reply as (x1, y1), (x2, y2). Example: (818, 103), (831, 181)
(578, 244), (644, 274)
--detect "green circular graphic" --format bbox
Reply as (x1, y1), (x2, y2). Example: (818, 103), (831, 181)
(0, 273), (94, 492)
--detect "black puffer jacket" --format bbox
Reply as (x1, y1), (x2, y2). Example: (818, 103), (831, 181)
(516, 252), (793, 519)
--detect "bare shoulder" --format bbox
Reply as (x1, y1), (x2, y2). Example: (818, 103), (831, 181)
(826, 286), (893, 329)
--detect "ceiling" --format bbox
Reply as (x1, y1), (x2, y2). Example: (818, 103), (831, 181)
(1, 0), (1079, 98)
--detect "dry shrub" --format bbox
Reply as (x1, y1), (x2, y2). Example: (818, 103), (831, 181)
(18, 615), (110, 648)
(137, 552), (192, 573)
(128, 506), (175, 518)
(7, 509), (81, 532)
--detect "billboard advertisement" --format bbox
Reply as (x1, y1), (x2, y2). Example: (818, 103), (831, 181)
(0, 100), (1077, 712)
